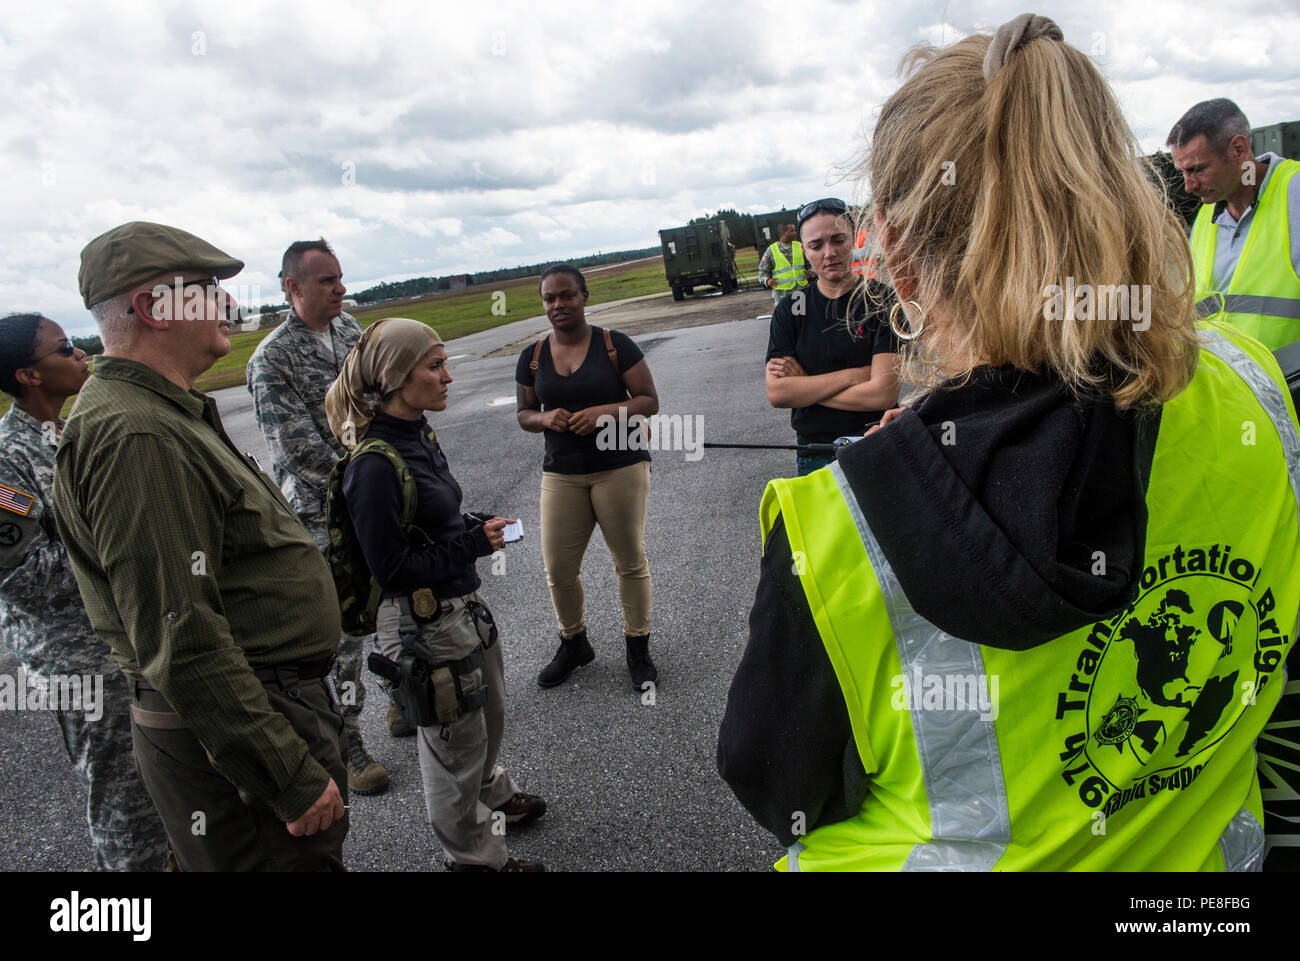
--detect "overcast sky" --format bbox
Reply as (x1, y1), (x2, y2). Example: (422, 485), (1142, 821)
(2, 0), (1297, 335)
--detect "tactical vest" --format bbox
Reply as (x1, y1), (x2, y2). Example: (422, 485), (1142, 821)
(1191, 158), (1300, 351)
(769, 242), (808, 290)
(758, 324), (1300, 870)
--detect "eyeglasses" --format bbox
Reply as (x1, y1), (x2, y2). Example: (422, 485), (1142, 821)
(127, 276), (223, 315)
(30, 338), (76, 363)
(797, 198), (850, 227)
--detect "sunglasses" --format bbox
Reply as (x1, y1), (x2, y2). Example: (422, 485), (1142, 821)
(30, 338), (76, 363)
(127, 276), (223, 315)
(797, 198), (850, 227)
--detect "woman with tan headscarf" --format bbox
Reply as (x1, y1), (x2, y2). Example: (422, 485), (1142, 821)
(719, 14), (1299, 871)
(326, 317), (546, 872)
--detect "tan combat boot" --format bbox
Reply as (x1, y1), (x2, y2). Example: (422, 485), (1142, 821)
(386, 701), (416, 737)
(345, 729), (390, 795)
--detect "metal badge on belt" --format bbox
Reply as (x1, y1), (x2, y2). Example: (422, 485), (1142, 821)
(411, 588), (440, 622)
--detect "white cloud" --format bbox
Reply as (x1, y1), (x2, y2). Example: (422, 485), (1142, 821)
(2, 0), (1297, 334)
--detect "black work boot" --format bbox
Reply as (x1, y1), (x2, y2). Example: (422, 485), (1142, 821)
(625, 634), (657, 691)
(537, 630), (595, 688)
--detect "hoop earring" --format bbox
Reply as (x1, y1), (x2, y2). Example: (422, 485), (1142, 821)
(889, 300), (926, 341)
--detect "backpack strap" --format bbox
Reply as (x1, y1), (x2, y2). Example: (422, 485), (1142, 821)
(603, 327), (618, 373)
(351, 438), (418, 527)
(530, 336), (547, 373)
(602, 327), (630, 397)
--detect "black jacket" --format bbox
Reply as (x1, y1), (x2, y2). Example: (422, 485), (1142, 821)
(342, 411), (492, 599)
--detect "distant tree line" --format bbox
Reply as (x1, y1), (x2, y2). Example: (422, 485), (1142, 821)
(688, 208), (756, 249)
(73, 334), (103, 355)
(352, 246), (661, 304)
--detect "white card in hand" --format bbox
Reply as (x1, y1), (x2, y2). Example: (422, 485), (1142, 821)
(503, 520), (524, 543)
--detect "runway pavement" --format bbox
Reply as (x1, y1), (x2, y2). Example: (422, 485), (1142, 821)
(0, 297), (807, 872)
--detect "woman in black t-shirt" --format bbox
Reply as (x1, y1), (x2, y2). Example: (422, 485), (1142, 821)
(515, 264), (660, 692)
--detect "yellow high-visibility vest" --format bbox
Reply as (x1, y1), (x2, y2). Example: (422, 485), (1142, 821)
(1191, 158), (1300, 351)
(769, 242), (808, 290)
(758, 323), (1300, 870)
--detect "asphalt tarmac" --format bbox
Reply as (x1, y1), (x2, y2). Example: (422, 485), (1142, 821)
(0, 291), (803, 872)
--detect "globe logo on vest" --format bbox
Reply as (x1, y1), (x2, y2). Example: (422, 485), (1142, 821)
(1054, 542), (1286, 816)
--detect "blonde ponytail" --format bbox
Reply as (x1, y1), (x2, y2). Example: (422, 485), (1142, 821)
(864, 20), (1198, 408)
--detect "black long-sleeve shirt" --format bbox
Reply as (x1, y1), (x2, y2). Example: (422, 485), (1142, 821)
(342, 411), (490, 599)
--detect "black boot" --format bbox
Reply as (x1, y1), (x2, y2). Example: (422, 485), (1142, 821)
(625, 634), (657, 691)
(537, 629), (595, 688)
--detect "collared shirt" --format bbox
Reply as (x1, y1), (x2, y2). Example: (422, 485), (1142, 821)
(247, 310), (363, 539)
(0, 405), (115, 676)
(1207, 152), (1300, 291)
(52, 356), (342, 821)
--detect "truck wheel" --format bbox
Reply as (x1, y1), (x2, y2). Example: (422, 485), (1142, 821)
(672, 285), (684, 302)
(684, 286), (694, 296)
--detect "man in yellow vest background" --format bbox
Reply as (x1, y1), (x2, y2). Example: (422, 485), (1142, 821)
(1168, 99), (1300, 351)
(757, 223), (810, 305)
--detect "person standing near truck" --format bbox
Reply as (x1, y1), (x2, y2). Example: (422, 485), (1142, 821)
(758, 223), (811, 304)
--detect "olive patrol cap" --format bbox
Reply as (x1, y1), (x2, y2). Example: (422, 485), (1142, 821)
(78, 221), (244, 308)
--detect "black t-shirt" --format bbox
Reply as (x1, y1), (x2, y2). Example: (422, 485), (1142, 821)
(515, 325), (652, 475)
(765, 280), (900, 443)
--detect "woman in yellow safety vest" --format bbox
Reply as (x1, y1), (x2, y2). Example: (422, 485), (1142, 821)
(718, 12), (1300, 871)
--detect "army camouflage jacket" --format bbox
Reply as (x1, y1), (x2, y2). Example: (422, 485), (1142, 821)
(0, 405), (115, 675)
(247, 310), (362, 535)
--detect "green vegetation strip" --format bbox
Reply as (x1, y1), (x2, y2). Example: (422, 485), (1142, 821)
(1, 249), (763, 416)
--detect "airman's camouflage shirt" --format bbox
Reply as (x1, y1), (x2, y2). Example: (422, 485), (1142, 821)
(246, 310), (362, 536)
(0, 405), (115, 676)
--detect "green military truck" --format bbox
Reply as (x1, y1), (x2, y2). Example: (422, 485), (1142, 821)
(659, 221), (739, 301)
(751, 208), (802, 253)
(1252, 121), (1300, 162)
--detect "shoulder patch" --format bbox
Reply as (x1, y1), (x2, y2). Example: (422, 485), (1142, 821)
(0, 510), (40, 567)
(0, 483), (35, 517)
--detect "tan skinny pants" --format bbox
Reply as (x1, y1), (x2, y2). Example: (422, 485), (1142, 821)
(540, 460), (651, 638)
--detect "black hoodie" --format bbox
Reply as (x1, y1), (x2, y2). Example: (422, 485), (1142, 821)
(717, 366), (1161, 845)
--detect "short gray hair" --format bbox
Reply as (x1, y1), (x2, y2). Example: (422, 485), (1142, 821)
(1167, 98), (1251, 153)
(89, 290), (136, 350)
(281, 238), (335, 286)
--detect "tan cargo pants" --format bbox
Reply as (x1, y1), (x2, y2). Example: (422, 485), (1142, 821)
(375, 593), (519, 868)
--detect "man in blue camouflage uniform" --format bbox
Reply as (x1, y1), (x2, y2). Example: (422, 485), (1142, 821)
(246, 240), (391, 795)
(0, 312), (169, 870)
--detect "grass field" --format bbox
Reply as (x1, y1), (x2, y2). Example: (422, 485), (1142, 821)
(0, 248), (764, 416)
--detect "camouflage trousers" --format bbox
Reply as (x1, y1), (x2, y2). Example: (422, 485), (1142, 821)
(334, 631), (368, 735)
(308, 522), (370, 736)
(54, 670), (169, 871)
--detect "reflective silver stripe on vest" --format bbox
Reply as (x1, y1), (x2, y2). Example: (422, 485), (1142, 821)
(1200, 330), (1298, 872)
(787, 841), (804, 872)
(1196, 293), (1300, 321)
(1218, 807), (1264, 872)
(830, 462), (1012, 871)
(1199, 329), (1300, 536)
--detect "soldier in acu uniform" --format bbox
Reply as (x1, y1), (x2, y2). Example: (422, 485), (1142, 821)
(0, 312), (169, 871)
(246, 239), (392, 796)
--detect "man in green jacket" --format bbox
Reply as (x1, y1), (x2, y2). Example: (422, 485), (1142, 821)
(53, 221), (349, 871)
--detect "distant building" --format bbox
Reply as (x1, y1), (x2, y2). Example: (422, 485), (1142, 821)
(447, 274), (472, 290)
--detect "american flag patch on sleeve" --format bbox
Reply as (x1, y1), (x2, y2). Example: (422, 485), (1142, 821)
(0, 484), (35, 517)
